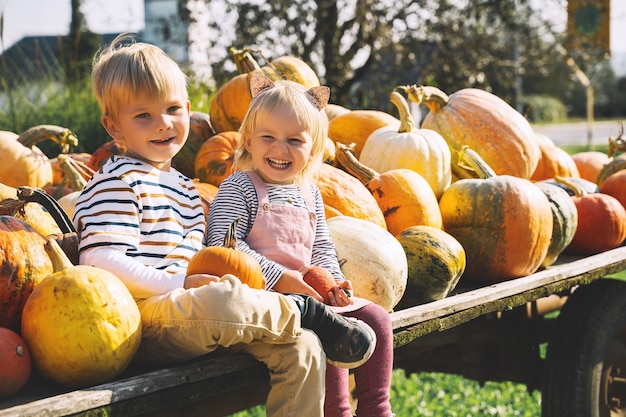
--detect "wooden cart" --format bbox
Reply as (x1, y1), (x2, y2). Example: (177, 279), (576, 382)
(1, 246), (626, 417)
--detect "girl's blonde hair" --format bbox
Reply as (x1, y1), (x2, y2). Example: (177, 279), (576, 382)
(233, 80), (329, 182)
(91, 33), (188, 121)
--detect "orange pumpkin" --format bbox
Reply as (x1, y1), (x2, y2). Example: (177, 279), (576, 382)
(88, 139), (127, 170)
(188, 219), (265, 289)
(439, 147), (553, 283)
(403, 85), (540, 180)
(0, 327), (31, 398)
(172, 111), (216, 178)
(328, 110), (400, 158)
(193, 131), (241, 187)
(0, 125), (78, 188)
(303, 266), (339, 304)
(598, 170), (626, 211)
(335, 142), (442, 235)
(0, 216), (54, 331)
(558, 176), (626, 255)
(192, 180), (219, 218)
(209, 48), (320, 133)
(530, 134), (580, 181)
(314, 162), (387, 229)
(571, 151), (611, 183)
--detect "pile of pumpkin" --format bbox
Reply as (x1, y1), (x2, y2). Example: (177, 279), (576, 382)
(3, 47), (626, 399)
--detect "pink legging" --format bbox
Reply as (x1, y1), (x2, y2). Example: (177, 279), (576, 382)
(324, 302), (393, 417)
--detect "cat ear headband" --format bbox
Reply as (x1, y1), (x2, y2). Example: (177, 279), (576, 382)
(249, 71), (330, 111)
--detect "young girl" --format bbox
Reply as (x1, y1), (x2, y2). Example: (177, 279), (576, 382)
(208, 72), (394, 417)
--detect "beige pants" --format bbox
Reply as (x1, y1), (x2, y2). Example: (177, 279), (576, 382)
(136, 274), (325, 416)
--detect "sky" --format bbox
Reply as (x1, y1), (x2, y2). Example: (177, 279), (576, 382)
(0, 0), (625, 54)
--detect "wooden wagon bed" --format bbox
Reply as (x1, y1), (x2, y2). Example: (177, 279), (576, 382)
(2, 246), (626, 417)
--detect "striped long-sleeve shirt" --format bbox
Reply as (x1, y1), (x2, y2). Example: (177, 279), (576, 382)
(73, 156), (206, 299)
(207, 170), (345, 290)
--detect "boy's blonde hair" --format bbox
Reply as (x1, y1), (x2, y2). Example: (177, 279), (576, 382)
(233, 80), (329, 182)
(91, 33), (188, 121)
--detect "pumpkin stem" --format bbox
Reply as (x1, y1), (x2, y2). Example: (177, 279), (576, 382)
(390, 90), (416, 133)
(456, 146), (497, 179)
(334, 142), (379, 185)
(554, 175), (586, 197)
(223, 218), (241, 250)
(398, 85), (449, 115)
(229, 47), (263, 73)
(58, 155), (91, 191)
(17, 125), (79, 154)
(17, 187), (76, 234)
(44, 237), (75, 270)
(607, 119), (625, 158)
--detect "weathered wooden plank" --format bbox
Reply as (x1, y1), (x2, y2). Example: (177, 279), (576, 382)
(0, 354), (267, 417)
(390, 246), (626, 332)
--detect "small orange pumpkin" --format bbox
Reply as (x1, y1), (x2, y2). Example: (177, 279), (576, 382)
(303, 266), (339, 304)
(193, 131), (241, 187)
(188, 219), (265, 289)
(314, 162), (387, 229)
(327, 110), (400, 158)
(209, 48), (320, 133)
(335, 142), (442, 235)
(557, 176), (626, 255)
(571, 151), (611, 183)
(0, 327), (32, 398)
(88, 139), (127, 170)
(599, 170), (626, 211)
(530, 134), (580, 181)
(0, 216), (53, 331)
(172, 111), (216, 178)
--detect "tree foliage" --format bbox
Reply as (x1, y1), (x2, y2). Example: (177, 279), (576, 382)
(194, 0), (601, 113)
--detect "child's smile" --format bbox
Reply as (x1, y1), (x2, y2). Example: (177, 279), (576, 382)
(245, 106), (314, 184)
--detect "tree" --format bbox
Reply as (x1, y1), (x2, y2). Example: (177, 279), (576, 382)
(188, 0), (609, 114)
(62, 0), (101, 85)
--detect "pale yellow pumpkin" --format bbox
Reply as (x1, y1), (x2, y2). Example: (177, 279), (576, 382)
(359, 91), (451, 198)
(327, 216), (408, 311)
(21, 239), (142, 388)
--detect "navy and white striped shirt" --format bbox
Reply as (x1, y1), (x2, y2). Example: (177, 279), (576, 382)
(74, 156), (205, 299)
(207, 171), (345, 289)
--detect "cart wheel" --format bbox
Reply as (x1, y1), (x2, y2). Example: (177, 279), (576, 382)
(542, 278), (626, 417)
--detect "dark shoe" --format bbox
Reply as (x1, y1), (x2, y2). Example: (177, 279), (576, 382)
(287, 294), (376, 369)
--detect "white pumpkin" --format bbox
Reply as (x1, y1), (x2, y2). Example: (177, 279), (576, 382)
(327, 216), (408, 311)
(359, 91), (451, 199)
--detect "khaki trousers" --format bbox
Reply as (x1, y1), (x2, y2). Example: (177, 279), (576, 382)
(136, 274), (326, 416)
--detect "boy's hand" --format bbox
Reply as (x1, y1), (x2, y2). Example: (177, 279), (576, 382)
(184, 274), (220, 289)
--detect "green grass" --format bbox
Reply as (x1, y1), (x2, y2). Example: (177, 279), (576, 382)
(228, 369), (542, 416)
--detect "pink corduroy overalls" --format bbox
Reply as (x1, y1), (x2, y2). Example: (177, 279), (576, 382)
(244, 171), (393, 417)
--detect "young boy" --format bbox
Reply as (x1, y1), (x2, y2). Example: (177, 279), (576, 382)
(73, 34), (375, 416)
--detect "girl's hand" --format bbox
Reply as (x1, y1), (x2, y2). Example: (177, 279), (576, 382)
(273, 269), (324, 302)
(184, 273), (220, 289)
(327, 280), (354, 307)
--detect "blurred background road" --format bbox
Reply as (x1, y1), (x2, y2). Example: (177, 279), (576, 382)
(532, 119), (623, 147)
